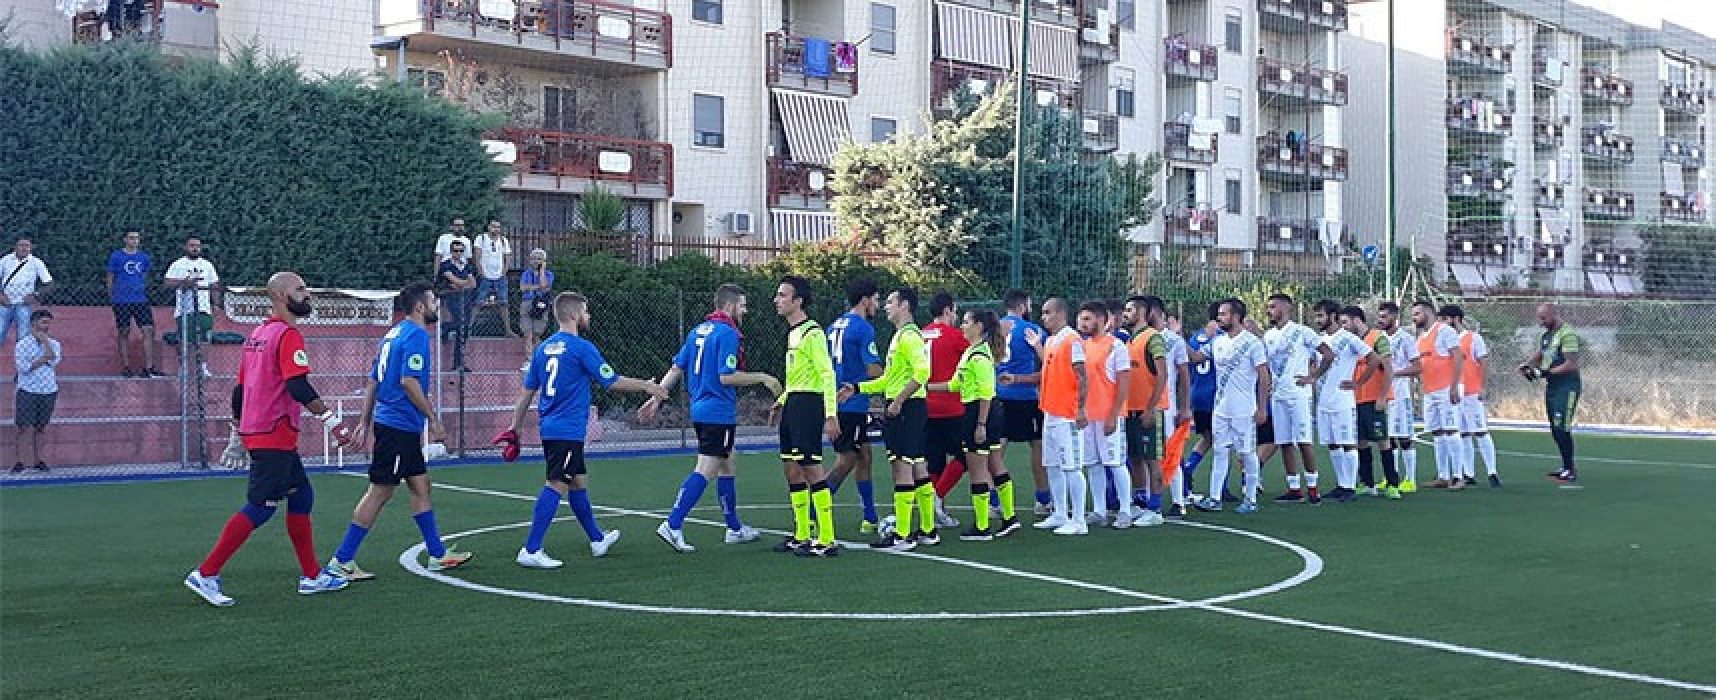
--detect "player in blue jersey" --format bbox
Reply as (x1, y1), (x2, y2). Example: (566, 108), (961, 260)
(645, 284), (784, 552)
(1181, 302), (1229, 503)
(329, 283), (471, 580)
(993, 289), (1050, 515)
(496, 292), (667, 569)
(823, 278), (886, 533)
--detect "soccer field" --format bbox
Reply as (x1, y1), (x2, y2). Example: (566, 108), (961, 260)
(2, 429), (1713, 699)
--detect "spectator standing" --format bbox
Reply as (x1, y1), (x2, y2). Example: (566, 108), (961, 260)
(0, 238), (55, 346)
(13, 310), (60, 473)
(518, 248), (554, 371)
(108, 229), (163, 378)
(433, 218), (472, 275)
(165, 237), (222, 378)
(473, 220), (518, 338)
(437, 239), (477, 371)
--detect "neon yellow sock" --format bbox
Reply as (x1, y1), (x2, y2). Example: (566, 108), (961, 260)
(893, 487), (915, 537)
(915, 482), (936, 534)
(997, 477), (1016, 519)
(789, 487), (811, 541)
(811, 485), (835, 545)
(971, 488), (991, 531)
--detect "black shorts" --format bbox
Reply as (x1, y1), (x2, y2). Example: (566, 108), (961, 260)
(999, 398), (1042, 442)
(1357, 402), (1387, 443)
(248, 449), (309, 505)
(925, 415), (965, 473)
(112, 302), (153, 329)
(369, 423), (427, 485)
(694, 422), (736, 459)
(961, 402), (1001, 455)
(1193, 410), (1214, 437)
(777, 393), (825, 466)
(543, 439), (588, 483)
(1125, 411), (1164, 461)
(14, 390), (56, 428)
(1256, 416), (1275, 445)
(833, 411), (869, 454)
(881, 398), (928, 462)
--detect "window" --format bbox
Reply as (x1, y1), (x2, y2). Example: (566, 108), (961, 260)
(1225, 176), (1242, 214)
(542, 86), (576, 131)
(1224, 11), (1242, 54)
(1117, 0), (1135, 30)
(1114, 68), (1136, 118)
(405, 68), (446, 96)
(692, 0), (721, 24)
(1223, 88), (1242, 134)
(870, 117), (898, 142)
(870, 3), (897, 55)
(693, 94), (724, 148)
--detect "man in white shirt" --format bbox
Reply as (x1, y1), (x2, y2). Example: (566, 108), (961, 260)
(1377, 302), (1422, 491)
(1307, 300), (1373, 502)
(1447, 306), (1500, 487)
(0, 238), (54, 346)
(1263, 293), (1326, 504)
(433, 218), (472, 275)
(1205, 298), (1271, 513)
(472, 220), (518, 338)
(13, 310), (61, 473)
(164, 237), (222, 377)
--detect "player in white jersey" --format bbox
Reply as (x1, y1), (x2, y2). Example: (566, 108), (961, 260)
(1204, 298), (1271, 513)
(1159, 315), (1192, 513)
(1413, 301), (1466, 489)
(1376, 303), (1422, 491)
(1445, 306), (1500, 487)
(1263, 294), (1325, 504)
(1306, 300), (1373, 502)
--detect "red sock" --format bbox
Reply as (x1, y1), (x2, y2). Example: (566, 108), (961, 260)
(285, 514), (320, 578)
(199, 513), (257, 577)
(933, 458), (966, 498)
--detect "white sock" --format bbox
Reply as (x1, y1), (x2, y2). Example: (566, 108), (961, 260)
(1403, 446), (1419, 482)
(1477, 434), (1498, 476)
(1065, 468), (1088, 524)
(1085, 465), (1109, 518)
(1434, 435), (1454, 479)
(1328, 450), (1345, 488)
(1209, 445), (1232, 500)
(1305, 470), (1320, 489)
(1345, 450), (1360, 488)
(1110, 464), (1134, 517)
(1170, 470), (1186, 505)
(1047, 468), (1068, 519)
(1461, 436), (1477, 479)
(1242, 451), (1261, 503)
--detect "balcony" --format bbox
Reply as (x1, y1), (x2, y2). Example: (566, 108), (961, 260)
(1446, 98), (1512, 136)
(1165, 207), (1220, 246)
(1164, 122), (1218, 164)
(931, 60), (1079, 116)
(939, 0), (1081, 29)
(1531, 54), (1567, 88)
(1582, 187), (1635, 221)
(1446, 225), (1509, 265)
(1448, 33), (1512, 75)
(1532, 115), (1566, 149)
(1660, 82), (1708, 116)
(71, 0), (220, 58)
(1257, 0), (1348, 33)
(1531, 243), (1567, 271)
(766, 33), (858, 98)
(1257, 135), (1348, 181)
(1256, 57), (1349, 107)
(1580, 128), (1636, 165)
(1082, 110), (1119, 152)
(1661, 138), (1706, 168)
(377, 0), (672, 71)
(1165, 37), (1218, 81)
(1661, 192), (1705, 223)
(767, 157), (833, 210)
(1448, 167), (1510, 201)
(491, 127), (672, 198)
(1534, 179), (1566, 209)
(1256, 217), (1321, 254)
(1580, 67), (1633, 106)
(1079, 14), (1120, 64)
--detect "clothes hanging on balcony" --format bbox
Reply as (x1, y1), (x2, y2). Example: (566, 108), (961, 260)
(803, 37), (833, 78)
(833, 42), (857, 73)
(1187, 130), (1214, 151)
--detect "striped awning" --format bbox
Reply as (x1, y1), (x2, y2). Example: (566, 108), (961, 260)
(772, 89), (851, 167)
(770, 210), (835, 246)
(934, 3), (1077, 81)
(1027, 22), (1077, 81)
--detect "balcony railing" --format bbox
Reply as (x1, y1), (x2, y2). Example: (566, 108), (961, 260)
(1580, 67), (1633, 106)
(1448, 167), (1510, 200)
(1079, 14), (1120, 64)
(1580, 128), (1636, 165)
(1661, 192), (1705, 223)
(766, 32), (858, 97)
(395, 0), (672, 70)
(71, 0), (219, 52)
(1532, 115), (1566, 148)
(1257, 135), (1349, 181)
(1446, 98), (1513, 135)
(931, 60), (1079, 114)
(939, 0), (1081, 28)
(1257, 57), (1349, 107)
(1448, 33), (1512, 74)
(1531, 244), (1567, 271)
(1256, 217), (1321, 254)
(1256, 0), (1348, 33)
(1165, 207), (1220, 246)
(1582, 187), (1635, 221)
(767, 157), (834, 210)
(1534, 179), (1566, 209)
(1164, 37), (1218, 81)
(1082, 110), (1119, 152)
(1164, 122), (1218, 163)
(492, 127), (673, 196)
(1446, 225), (1509, 264)
(1660, 82), (1708, 116)
(1661, 138), (1706, 168)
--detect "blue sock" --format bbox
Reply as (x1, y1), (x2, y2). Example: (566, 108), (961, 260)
(989, 489), (1000, 508)
(1105, 468), (1122, 512)
(334, 523), (369, 563)
(856, 479), (877, 523)
(716, 476), (743, 530)
(1034, 489), (1051, 506)
(1147, 492), (1162, 512)
(524, 486), (560, 553)
(1185, 450), (1205, 471)
(412, 511), (446, 559)
(566, 489), (604, 542)
(669, 472), (708, 530)
(1133, 488), (1150, 507)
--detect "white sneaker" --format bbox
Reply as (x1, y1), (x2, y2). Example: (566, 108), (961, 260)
(723, 525), (760, 544)
(1111, 512), (1135, 529)
(935, 510), (960, 528)
(297, 568), (350, 595)
(1052, 521), (1089, 536)
(1135, 511), (1166, 527)
(590, 529), (620, 558)
(183, 569), (234, 607)
(1033, 515), (1068, 530)
(655, 521), (696, 553)
(515, 547), (564, 569)
(1032, 502), (1053, 516)
(1085, 511), (1109, 526)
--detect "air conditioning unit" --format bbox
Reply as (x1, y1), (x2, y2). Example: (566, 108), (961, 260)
(729, 211), (755, 235)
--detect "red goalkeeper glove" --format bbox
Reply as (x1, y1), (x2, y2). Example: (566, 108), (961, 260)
(492, 429), (521, 462)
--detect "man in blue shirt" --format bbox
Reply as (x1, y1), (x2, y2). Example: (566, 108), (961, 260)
(106, 229), (161, 378)
(328, 283), (472, 581)
(1183, 303), (1225, 501)
(500, 292), (665, 569)
(823, 278), (885, 533)
(644, 284), (782, 553)
(992, 289), (1049, 514)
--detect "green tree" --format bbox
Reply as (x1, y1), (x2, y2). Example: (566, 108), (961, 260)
(1640, 222), (1716, 297)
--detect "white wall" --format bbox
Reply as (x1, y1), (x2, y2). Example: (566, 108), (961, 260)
(220, 0), (374, 77)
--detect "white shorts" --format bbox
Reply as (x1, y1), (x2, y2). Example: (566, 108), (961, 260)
(1387, 395), (1416, 438)
(1213, 412), (1258, 454)
(1459, 395), (1489, 433)
(1423, 390), (1459, 432)
(1082, 419), (1126, 466)
(1043, 416), (1085, 471)
(1317, 406), (1358, 446)
(1269, 395), (1314, 445)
